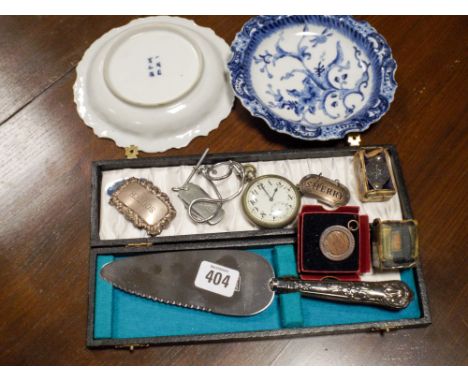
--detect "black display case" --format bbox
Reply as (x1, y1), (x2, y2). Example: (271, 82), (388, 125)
(87, 146), (431, 349)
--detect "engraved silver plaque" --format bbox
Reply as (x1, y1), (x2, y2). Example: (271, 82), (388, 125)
(109, 177), (176, 236)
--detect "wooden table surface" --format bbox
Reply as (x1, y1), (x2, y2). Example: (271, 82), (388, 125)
(0, 16), (466, 366)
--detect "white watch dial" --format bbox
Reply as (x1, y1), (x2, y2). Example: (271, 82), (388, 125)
(243, 175), (300, 228)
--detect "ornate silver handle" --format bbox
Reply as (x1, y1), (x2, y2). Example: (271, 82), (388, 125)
(271, 278), (412, 310)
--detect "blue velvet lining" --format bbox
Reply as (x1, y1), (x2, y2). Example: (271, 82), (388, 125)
(94, 245), (421, 339)
(273, 245), (304, 328)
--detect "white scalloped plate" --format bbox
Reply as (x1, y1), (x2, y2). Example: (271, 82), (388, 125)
(74, 16), (234, 152)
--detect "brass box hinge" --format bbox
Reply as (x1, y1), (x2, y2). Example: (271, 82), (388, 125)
(126, 241), (152, 248)
(114, 343), (150, 352)
(347, 133), (361, 147)
(370, 324), (399, 335)
(125, 145), (139, 159)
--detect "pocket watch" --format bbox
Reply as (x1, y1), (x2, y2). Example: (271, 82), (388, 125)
(242, 171), (301, 228)
(241, 165), (350, 229)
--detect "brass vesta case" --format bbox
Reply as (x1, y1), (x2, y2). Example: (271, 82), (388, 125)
(354, 147), (397, 202)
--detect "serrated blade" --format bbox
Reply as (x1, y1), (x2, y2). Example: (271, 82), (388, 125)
(100, 250), (275, 316)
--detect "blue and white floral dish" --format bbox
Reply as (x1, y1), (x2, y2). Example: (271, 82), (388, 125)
(228, 16), (397, 141)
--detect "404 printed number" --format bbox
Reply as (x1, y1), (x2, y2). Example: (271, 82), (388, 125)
(194, 261), (240, 297)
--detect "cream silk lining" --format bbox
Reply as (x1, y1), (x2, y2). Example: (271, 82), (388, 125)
(99, 156), (403, 281)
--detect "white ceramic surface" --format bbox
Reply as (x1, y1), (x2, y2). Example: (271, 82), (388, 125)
(74, 17), (234, 152)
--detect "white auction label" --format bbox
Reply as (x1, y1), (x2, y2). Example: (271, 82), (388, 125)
(194, 261), (240, 297)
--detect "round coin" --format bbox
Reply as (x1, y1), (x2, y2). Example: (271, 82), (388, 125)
(319, 225), (355, 261)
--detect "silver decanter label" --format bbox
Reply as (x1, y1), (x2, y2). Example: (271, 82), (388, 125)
(298, 174), (350, 208)
(109, 177), (176, 236)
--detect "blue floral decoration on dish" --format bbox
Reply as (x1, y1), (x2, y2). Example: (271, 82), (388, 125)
(228, 16), (397, 141)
